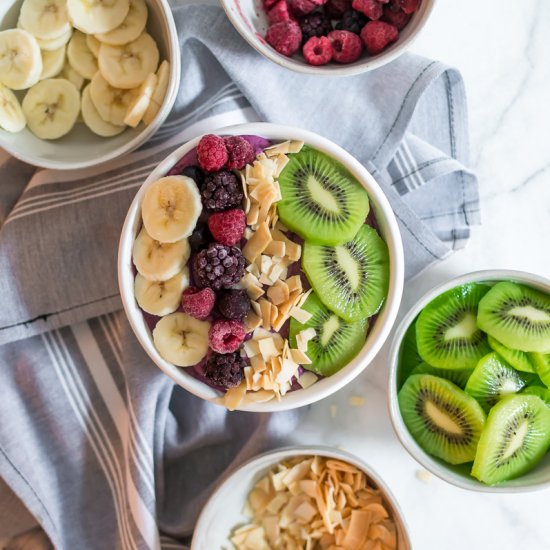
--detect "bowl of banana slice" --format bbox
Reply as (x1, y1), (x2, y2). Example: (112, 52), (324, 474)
(0, 0), (180, 170)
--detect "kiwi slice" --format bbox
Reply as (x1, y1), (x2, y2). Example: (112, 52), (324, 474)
(522, 386), (550, 409)
(398, 374), (486, 464)
(411, 362), (474, 389)
(464, 353), (528, 413)
(303, 225), (389, 323)
(397, 319), (422, 388)
(528, 352), (550, 389)
(277, 147), (370, 246)
(471, 394), (550, 485)
(289, 291), (367, 376)
(477, 282), (550, 353)
(416, 283), (492, 369)
(487, 335), (535, 373)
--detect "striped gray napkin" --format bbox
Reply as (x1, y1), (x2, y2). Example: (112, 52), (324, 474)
(0, 4), (479, 550)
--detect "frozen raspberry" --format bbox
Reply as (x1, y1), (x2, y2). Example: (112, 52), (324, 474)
(197, 134), (228, 173)
(399, 0), (420, 14)
(264, 0), (280, 8)
(268, 0), (295, 23)
(335, 9), (368, 34)
(352, 0), (383, 20)
(224, 136), (255, 170)
(300, 13), (333, 43)
(290, 0), (319, 16)
(181, 287), (216, 320)
(266, 20), (302, 57)
(208, 209), (246, 247)
(303, 36), (333, 65)
(218, 289), (251, 320)
(324, 0), (351, 18)
(328, 30), (363, 63)
(204, 352), (245, 388)
(192, 244), (245, 290)
(209, 319), (246, 354)
(361, 20), (398, 54)
(201, 170), (243, 212)
(382, 5), (411, 29)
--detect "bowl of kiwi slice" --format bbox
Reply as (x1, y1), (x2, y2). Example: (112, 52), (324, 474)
(388, 269), (550, 491)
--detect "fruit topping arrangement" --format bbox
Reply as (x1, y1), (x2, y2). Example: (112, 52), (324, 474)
(0, 0), (169, 139)
(397, 280), (550, 485)
(132, 133), (390, 409)
(230, 455), (398, 549)
(261, 0), (421, 66)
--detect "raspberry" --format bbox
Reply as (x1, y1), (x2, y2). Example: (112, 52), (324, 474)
(268, 0), (295, 24)
(201, 170), (243, 212)
(181, 287), (216, 320)
(204, 352), (245, 389)
(352, 0), (383, 20)
(335, 9), (368, 34)
(300, 13), (333, 43)
(382, 5), (411, 29)
(208, 209), (246, 247)
(328, 30), (363, 63)
(197, 134), (228, 173)
(266, 20), (302, 57)
(218, 289), (251, 320)
(208, 319), (246, 354)
(302, 36), (333, 65)
(224, 136), (256, 170)
(399, 0), (420, 14)
(361, 20), (398, 54)
(324, 0), (351, 18)
(290, 0), (318, 16)
(188, 222), (210, 251)
(192, 244), (245, 290)
(264, 0), (279, 8)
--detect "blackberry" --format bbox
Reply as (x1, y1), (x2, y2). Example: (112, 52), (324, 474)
(204, 352), (245, 389)
(218, 289), (251, 320)
(188, 222), (210, 251)
(300, 13), (333, 43)
(201, 170), (243, 212)
(181, 165), (205, 186)
(335, 10), (368, 35)
(192, 243), (245, 290)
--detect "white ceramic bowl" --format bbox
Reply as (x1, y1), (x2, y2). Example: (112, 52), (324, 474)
(220, 0), (435, 76)
(0, 0), (180, 170)
(191, 446), (412, 549)
(118, 122), (404, 412)
(388, 269), (550, 493)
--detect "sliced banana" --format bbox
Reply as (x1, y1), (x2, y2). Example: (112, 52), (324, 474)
(0, 84), (26, 133)
(20, 0), (71, 41)
(67, 30), (98, 80)
(81, 84), (125, 137)
(123, 72), (156, 127)
(98, 32), (159, 89)
(0, 29), (42, 90)
(134, 268), (189, 317)
(132, 227), (190, 282)
(89, 71), (134, 125)
(35, 26), (72, 51)
(22, 78), (80, 139)
(141, 176), (203, 244)
(40, 44), (66, 79)
(152, 312), (210, 367)
(57, 59), (85, 90)
(67, 0), (130, 35)
(95, 0), (147, 46)
(86, 34), (101, 57)
(142, 59), (169, 126)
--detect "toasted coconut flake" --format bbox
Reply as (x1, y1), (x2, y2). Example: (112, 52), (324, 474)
(223, 382), (246, 411)
(291, 348), (312, 365)
(264, 140), (290, 156)
(298, 371), (317, 388)
(286, 275), (303, 292)
(289, 140), (305, 153)
(290, 306), (313, 324)
(245, 311), (262, 332)
(243, 222), (272, 262)
(264, 239), (286, 257)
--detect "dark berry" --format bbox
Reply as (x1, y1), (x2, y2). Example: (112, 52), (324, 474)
(328, 30), (363, 63)
(201, 170), (243, 212)
(189, 222), (210, 251)
(324, 0), (352, 18)
(335, 9), (368, 34)
(299, 13), (333, 43)
(361, 20), (399, 55)
(266, 20), (303, 57)
(208, 319), (246, 354)
(224, 136), (256, 170)
(218, 289), (251, 320)
(302, 36), (333, 65)
(181, 287), (216, 320)
(208, 209), (246, 246)
(204, 352), (245, 389)
(180, 165), (205, 186)
(192, 244), (245, 290)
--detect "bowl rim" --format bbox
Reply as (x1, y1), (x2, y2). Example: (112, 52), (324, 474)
(387, 268), (550, 493)
(0, 0), (181, 171)
(219, 0), (436, 76)
(118, 121), (405, 412)
(191, 445), (412, 549)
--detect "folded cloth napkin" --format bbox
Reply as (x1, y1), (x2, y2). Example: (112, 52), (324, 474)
(0, 4), (479, 550)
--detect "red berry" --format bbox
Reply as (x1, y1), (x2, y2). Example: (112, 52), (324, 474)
(268, 0), (295, 24)
(352, 0), (383, 20)
(181, 287), (216, 320)
(208, 209), (246, 247)
(224, 136), (255, 170)
(209, 319), (246, 354)
(361, 20), (399, 55)
(264, 0), (279, 8)
(382, 5), (411, 29)
(328, 30), (363, 63)
(325, 0), (351, 18)
(399, 0), (420, 14)
(266, 20), (303, 57)
(290, 0), (319, 16)
(197, 134), (228, 173)
(302, 36), (333, 66)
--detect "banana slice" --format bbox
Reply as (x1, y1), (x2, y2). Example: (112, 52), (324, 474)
(35, 26), (72, 51)
(141, 176), (203, 244)
(142, 59), (169, 126)
(0, 84), (26, 133)
(132, 227), (190, 282)
(67, 0), (130, 35)
(67, 30), (98, 80)
(123, 72), (156, 127)
(98, 32), (159, 89)
(20, 0), (71, 41)
(89, 71), (134, 125)
(0, 29), (42, 90)
(22, 78), (80, 139)
(86, 34), (101, 57)
(81, 84), (125, 137)
(40, 44), (66, 79)
(57, 59), (85, 91)
(95, 0), (147, 46)
(134, 268), (189, 317)
(152, 312), (210, 367)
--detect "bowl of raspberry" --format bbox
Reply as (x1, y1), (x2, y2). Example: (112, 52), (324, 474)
(118, 123), (404, 411)
(220, 0), (435, 75)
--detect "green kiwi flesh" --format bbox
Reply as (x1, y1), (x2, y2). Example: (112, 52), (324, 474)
(522, 386), (550, 409)
(487, 335), (535, 373)
(477, 282), (550, 353)
(411, 362), (474, 389)
(397, 319), (422, 389)
(398, 374), (486, 464)
(277, 147), (370, 246)
(471, 394), (550, 485)
(529, 352), (550, 389)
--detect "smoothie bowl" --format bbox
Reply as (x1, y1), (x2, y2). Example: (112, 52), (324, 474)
(119, 123), (404, 411)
